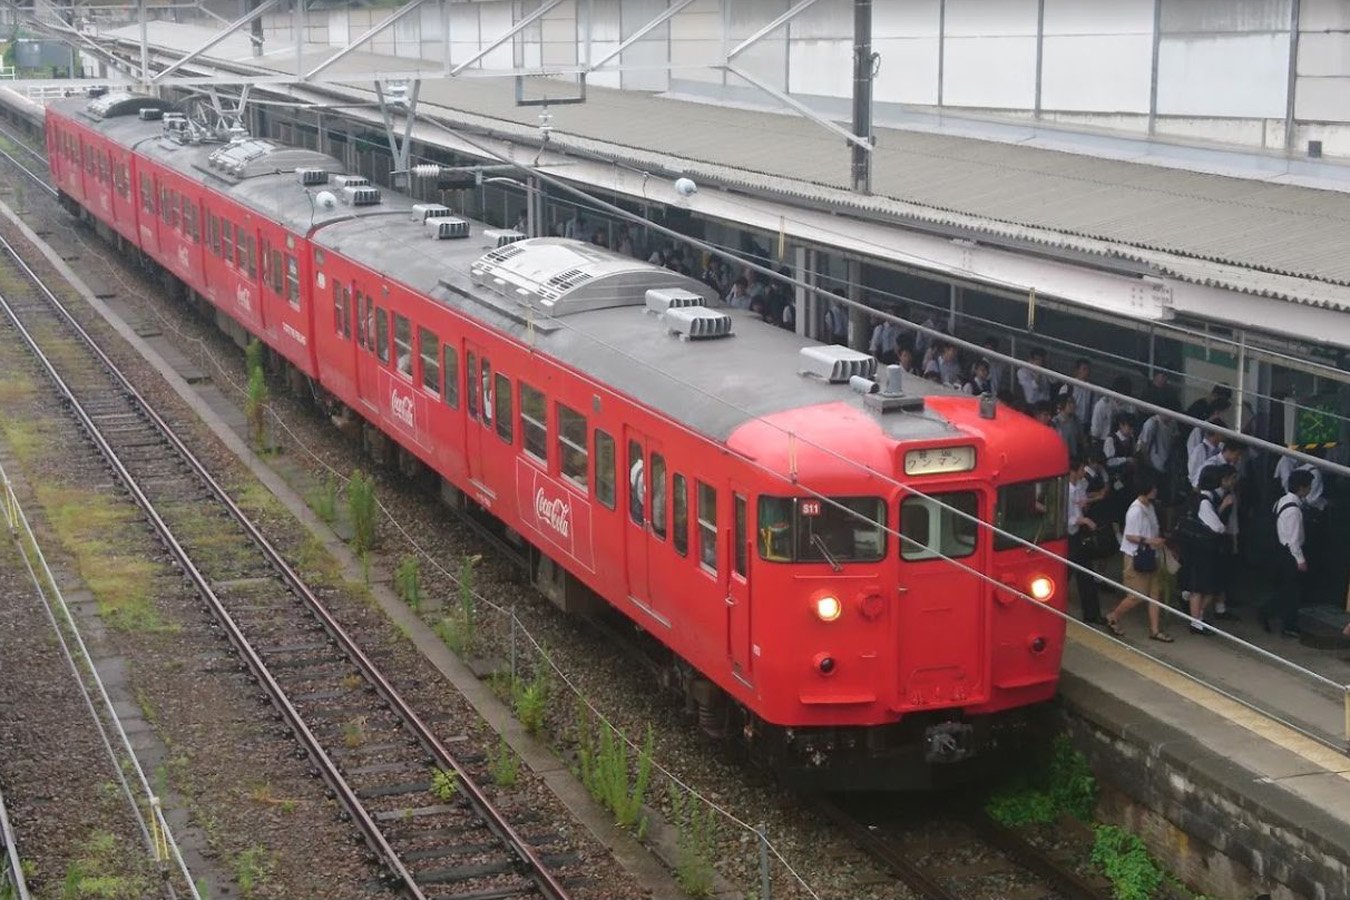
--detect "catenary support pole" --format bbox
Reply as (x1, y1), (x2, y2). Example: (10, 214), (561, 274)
(851, 0), (874, 194)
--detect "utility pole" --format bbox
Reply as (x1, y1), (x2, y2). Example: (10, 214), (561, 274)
(850, 0), (875, 194)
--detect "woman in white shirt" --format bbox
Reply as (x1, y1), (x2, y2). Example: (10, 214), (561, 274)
(1105, 473), (1172, 642)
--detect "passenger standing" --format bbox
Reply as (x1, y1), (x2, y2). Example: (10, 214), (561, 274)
(1187, 429), (1224, 488)
(1016, 348), (1051, 409)
(724, 278), (751, 310)
(982, 337), (1007, 395)
(964, 359), (994, 397)
(1142, 371), (1182, 413)
(1067, 458), (1103, 625)
(1106, 474), (1171, 642)
(1260, 469), (1314, 638)
(937, 343), (963, 387)
(1180, 466), (1231, 635)
(1052, 395), (1084, 457)
(1057, 359), (1094, 430)
(1090, 376), (1133, 451)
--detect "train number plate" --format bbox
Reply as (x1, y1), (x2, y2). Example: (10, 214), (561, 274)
(904, 445), (976, 476)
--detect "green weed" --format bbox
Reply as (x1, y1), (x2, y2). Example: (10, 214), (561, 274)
(488, 738), (520, 788)
(430, 768), (459, 803)
(1091, 825), (1163, 900)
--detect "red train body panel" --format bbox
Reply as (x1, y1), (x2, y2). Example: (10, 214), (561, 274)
(48, 92), (1070, 788)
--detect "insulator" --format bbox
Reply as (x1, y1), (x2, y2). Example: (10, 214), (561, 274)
(410, 164), (443, 179)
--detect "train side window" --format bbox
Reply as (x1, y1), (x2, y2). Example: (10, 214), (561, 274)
(650, 454), (667, 540)
(285, 254), (301, 308)
(393, 314), (413, 377)
(627, 441), (644, 525)
(355, 292), (369, 348)
(375, 308), (389, 364)
(899, 492), (978, 562)
(418, 327), (439, 392)
(734, 494), (748, 577)
(520, 383), (547, 461)
(159, 187), (171, 224)
(207, 213), (219, 256)
(231, 225), (243, 267)
(333, 284), (348, 339)
(442, 346), (459, 409)
(244, 236), (257, 278)
(697, 482), (718, 574)
(672, 474), (688, 556)
(221, 220), (233, 263)
(594, 430), (615, 509)
(557, 404), (587, 488)
(494, 373), (513, 443)
(140, 175), (154, 214)
(466, 352), (479, 419)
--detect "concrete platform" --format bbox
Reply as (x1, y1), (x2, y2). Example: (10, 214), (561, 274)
(1060, 620), (1350, 898)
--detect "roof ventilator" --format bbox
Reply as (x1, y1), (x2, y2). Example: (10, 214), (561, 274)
(138, 108), (163, 121)
(799, 345), (877, 383)
(483, 228), (526, 249)
(331, 174), (370, 189)
(851, 365), (926, 414)
(645, 288), (705, 316)
(343, 185), (381, 206)
(664, 307), (733, 340)
(412, 203), (451, 222)
(427, 216), (471, 240)
(297, 167), (328, 186)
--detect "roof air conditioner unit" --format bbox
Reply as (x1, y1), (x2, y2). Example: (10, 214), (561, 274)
(798, 345), (877, 383)
(343, 185), (381, 206)
(663, 307), (733, 340)
(645, 288), (705, 316)
(412, 203), (451, 222)
(483, 228), (525, 249)
(426, 216), (470, 240)
(332, 174), (370, 189)
(138, 108), (163, 121)
(296, 167), (328, 186)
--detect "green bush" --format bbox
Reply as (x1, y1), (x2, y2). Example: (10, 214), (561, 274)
(985, 733), (1097, 827)
(513, 670), (548, 736)
(394, 555), (421, 611)
(489, 737), (520, 788)
(1091, 825), (1164, 900)
(346, 470), (377, 553)
(669, 785), (717, 897)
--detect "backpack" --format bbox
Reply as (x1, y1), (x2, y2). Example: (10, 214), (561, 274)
(1256, 499), (1300, 572)
(1170, 492), (1221, 561)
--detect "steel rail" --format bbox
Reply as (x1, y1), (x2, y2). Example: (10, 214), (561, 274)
(0, 228), (570, 899)
(0, 781), (31, 900)
(964, 809), (1109, 900)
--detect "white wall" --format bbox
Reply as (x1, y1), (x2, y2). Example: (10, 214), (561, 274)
(264, 0), (1350, 156)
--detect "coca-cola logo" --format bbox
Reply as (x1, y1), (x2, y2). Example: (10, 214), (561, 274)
(390, 390), (415, 429)
(535, 487), (571, 539)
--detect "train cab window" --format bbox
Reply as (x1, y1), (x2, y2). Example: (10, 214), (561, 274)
(393, 314), (413, 377)
(756, 497), (886, 563)
(650, 454), (667, 540)
(900, 492), (979, 562)
(375, 308), (390, 364)
(520, 383), (546, 461)
(994, 477), (1068, 550)
(627, 441), (644, 525)
(672, 474), (688, 556)
(696, 482), (718, 573)
(494, 373), (513, 443)
(418, 327), (439, 392)
(594, 429), (615, 509)
(557, 404), (587, 488)
(442, 346), (459, 409)
(285, 254), (301, 308)
(466, 352), (478, 420)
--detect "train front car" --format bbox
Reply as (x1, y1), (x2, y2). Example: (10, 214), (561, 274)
(726, 368), (1067, 791)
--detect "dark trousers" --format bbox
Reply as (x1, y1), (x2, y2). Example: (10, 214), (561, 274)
(1070, 531), (1102, 622)
(1264, 552), (1306, 631)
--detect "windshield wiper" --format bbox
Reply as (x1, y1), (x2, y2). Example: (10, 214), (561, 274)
(811, 534), (844, 572)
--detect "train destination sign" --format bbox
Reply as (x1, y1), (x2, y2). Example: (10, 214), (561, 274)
(904, 445), (976, 476)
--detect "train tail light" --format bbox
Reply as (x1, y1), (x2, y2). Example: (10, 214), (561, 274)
(815, 595), (842, 622)
(1029, 575), (1055, 602)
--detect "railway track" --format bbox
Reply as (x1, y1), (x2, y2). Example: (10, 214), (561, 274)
(819, 797), (1110, 900)
(0, 214), (573, 898)
(0, 780), (30, 900)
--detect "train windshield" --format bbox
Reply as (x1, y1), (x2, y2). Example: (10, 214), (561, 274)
(757, 496), (886, 563)
(993, 476), (1068, 550)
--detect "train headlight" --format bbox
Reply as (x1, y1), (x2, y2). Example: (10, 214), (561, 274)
(1029, 575), (1055, 602)
(815, 595), (842, 622)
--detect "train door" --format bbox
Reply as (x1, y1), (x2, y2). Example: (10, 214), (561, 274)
(462, 342), (488, 496)
(622, 430), (657, 622)
(895, 490), (986, 706)
(727, 489), (753, 683)
(353, 288), (381, 413)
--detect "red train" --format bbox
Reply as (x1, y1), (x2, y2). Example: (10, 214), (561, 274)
(46, 90), (1068, 789)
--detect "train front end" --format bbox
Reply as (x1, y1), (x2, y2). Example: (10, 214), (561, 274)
(729, 393), (1068, 790)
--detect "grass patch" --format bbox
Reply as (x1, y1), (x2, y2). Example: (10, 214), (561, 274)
(61, 830), (151, 899)
(233, 846), (271, 899)
(1091, 825), (1164, 900)
(985, 733), (1096, 827)
(36, 484), (172, 632)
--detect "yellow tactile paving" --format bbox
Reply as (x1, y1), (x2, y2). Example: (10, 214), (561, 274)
(1068, 625), (1350, 779)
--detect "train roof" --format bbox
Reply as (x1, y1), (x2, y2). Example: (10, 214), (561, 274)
(51, 95), (998, 449)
